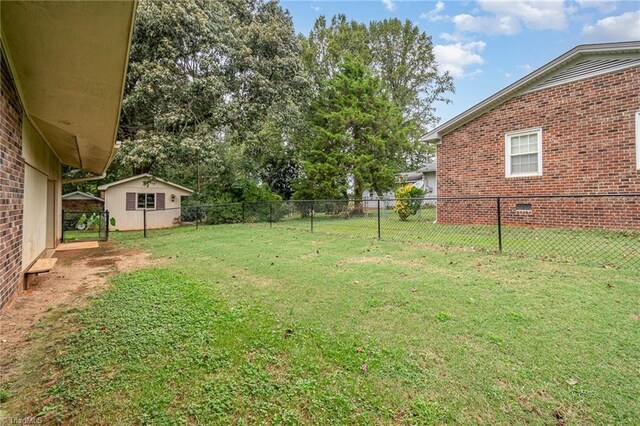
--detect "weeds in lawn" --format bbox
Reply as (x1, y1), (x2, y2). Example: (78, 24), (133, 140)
(4, 227), (639, 424)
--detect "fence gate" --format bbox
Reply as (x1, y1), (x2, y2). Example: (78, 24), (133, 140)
(61, 210), (109, 243)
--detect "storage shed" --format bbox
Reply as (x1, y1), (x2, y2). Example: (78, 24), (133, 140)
(98, 174), (194, 231)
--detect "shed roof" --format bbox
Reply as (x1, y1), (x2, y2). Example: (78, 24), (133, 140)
(97, 174), (194, 193)
(62, 191), (104, 202)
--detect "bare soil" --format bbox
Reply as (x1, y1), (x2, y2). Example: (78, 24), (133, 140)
(0, 243), (159, 390)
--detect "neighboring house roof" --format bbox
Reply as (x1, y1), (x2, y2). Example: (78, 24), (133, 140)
(425, 41), (640, 142)
(396, 162), (436, 181)
(397, 172), (423, 182)
(97, 174), (194, 193)
(416, 162), (437, 173)
(0, 1), (137, 174)
(62, 191), (104, 202)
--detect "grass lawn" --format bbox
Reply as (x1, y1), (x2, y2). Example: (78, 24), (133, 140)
(4, 225), (639, 424)
(61, 229), (105, 242)
(269, 209), (640, 269)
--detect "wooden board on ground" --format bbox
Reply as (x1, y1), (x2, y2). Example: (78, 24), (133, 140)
(27, 258), (58, 274)
(56, 241), (100, 251)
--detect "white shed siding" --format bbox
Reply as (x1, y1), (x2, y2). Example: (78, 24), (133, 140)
(104, 177), (191, 231)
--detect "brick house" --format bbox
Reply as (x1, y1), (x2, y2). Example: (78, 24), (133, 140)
(62, 192), (105, 212)
(0, 2), (136, 309)
(425, 41), (640, 229)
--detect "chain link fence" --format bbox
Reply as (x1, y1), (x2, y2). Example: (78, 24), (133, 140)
(62, 210), (110, 242)
(136, 194), (640, 269)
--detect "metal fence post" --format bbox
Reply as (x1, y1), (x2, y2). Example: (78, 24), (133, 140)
(496, 197), (502, 253)
(105, 210), (110, 241)
(196, 205), (199, 230)
(242, 202), (246, 224)
(61, 209), (65, 243)
(310, 201), (314, 232)
(377, 199), (381, 240)
(143, 208), (147, 238)
(269, 202), (273, 228)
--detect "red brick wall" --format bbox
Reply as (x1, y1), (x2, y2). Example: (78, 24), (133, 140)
(62, 199), (104, 212)
(437, 67), (640, 229)
(0, 50), (25, 309)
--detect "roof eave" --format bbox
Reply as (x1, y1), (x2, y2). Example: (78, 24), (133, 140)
(423, 41), (640, 142)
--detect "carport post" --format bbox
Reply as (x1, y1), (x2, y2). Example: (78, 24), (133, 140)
(496, 197), (502, 253)
(377, 199), (381, 240)
(143, 208), (147, 238)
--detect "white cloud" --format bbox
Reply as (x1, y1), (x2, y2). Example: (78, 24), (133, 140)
(310, 5), (320, 12)
(453, 13), (521, 35)
(433, 41), (486, 78)
(382, 0), (396, 12)
(439, 32), (462, 42)
(583, 11), (640, 41)
(452, 0), (568, 35)
(420, 1), (446, 21)
(575, 0), (617, 13)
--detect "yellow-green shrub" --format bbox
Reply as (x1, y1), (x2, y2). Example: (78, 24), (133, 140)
(394, 184), (424, 221)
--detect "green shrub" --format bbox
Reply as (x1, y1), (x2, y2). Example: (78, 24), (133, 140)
(394, 184), (424, 221)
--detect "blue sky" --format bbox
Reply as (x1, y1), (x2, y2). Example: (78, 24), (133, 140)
(281, 0), (640, 126)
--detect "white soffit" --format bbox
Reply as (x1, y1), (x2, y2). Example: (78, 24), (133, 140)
(1, 1), (136, 174)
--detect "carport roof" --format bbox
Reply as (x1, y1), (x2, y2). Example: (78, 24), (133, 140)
(1, 1), (137, 174)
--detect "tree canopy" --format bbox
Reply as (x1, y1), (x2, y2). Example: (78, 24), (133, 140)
(114, 0), (309, 197)
(64, 3), (454, 202)
(300, 15), (454, 147)
(293, 57), (410, 201)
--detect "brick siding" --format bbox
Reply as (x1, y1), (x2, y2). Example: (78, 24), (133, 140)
(62, 199), (104, 212)
(437, 67), (640, 229)
(0, 50), (25, 309)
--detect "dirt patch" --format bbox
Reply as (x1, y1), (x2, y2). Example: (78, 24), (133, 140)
(0, 242), (160, 391)
(344, 256), (387, 264)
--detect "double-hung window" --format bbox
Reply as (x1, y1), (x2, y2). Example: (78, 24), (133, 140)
(505, 128), (542, 177)
(137, 193), (155, 209)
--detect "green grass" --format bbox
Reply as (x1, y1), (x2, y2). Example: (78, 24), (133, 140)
(62, 229), (105, 242)
(266, 209), (640, 269)
(4, 225), (639, 424)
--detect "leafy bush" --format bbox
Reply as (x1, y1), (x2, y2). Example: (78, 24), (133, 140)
(180, 181), (283, 225)
(394, 184), (424, 221)
(204, 203), (243, 225)
(180, 205), (206, 223)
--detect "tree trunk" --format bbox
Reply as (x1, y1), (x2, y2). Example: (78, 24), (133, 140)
(352, 180), (365, 216)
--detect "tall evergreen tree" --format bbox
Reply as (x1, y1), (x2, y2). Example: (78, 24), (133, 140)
(294, 57), (410, 206)
(300, 15), (454, 167)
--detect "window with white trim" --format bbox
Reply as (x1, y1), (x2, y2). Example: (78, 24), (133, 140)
(137, 193), (155, 209)
(636, 111), (640, 170)
(505, 128), (543, 177)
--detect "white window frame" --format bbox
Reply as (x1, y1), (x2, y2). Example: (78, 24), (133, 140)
(136, 192), (155, 210)
(505, 127), (543, 178)
(636, 111), (640, 170)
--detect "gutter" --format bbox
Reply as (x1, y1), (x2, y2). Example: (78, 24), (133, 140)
(62, 140), (121, 183)
(62, 173), (106, 184)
